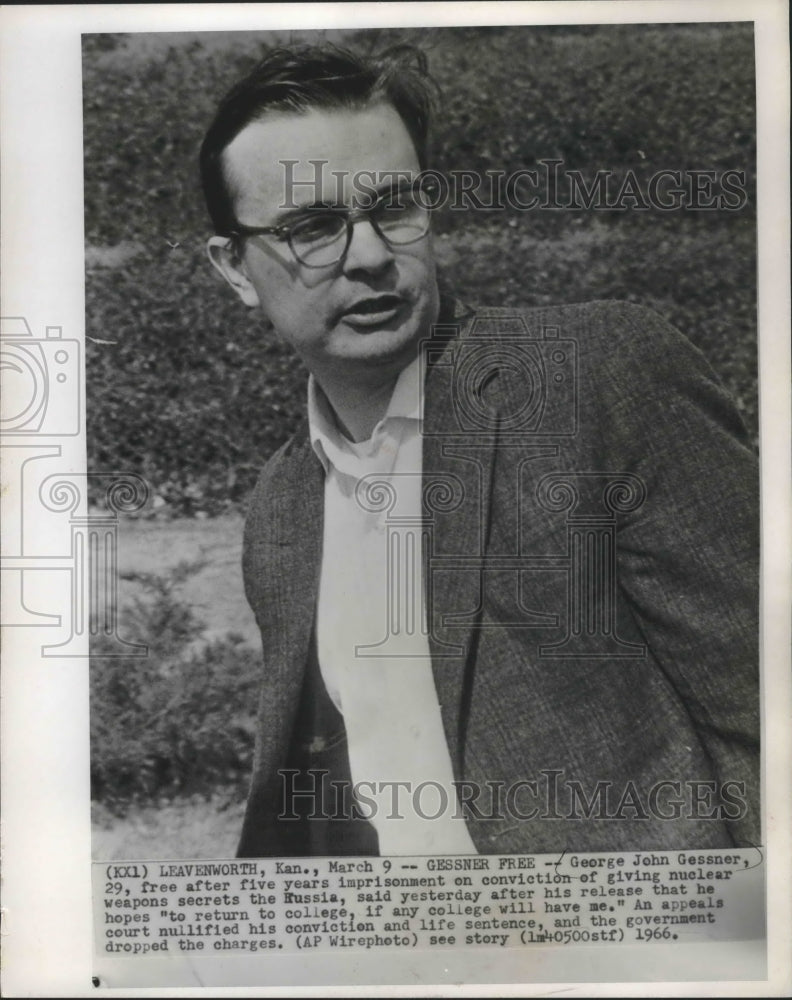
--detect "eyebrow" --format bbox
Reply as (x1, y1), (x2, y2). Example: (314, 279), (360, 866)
(269, 200), (340, 226)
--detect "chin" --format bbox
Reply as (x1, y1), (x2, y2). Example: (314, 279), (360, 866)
(350, 325), (424, 364)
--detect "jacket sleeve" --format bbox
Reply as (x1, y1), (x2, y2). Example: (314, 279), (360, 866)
(583, 301), (760, 846)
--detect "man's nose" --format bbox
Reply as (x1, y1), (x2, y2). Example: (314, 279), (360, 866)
(341, 217), (394, 275)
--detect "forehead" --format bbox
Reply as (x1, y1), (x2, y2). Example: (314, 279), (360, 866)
(223, 102), (420, 220)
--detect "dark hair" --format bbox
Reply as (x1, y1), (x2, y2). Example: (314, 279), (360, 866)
(200, 43), (438, 234)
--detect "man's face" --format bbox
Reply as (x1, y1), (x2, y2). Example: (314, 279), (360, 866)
(208, 103), (439, 383)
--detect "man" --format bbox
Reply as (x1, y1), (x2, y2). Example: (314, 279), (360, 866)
(200, 44), (759, 857)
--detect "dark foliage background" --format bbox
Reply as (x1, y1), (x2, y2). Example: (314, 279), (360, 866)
(83, 23), (756, 517)
(91, 568), (259, 813)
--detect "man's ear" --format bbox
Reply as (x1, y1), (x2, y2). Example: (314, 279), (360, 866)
(206, 236), (261, 308)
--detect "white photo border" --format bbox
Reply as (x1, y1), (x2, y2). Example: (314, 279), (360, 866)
(1, 2), (789, 996)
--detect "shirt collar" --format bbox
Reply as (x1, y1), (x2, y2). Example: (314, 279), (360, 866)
(308, 351), (424, 474)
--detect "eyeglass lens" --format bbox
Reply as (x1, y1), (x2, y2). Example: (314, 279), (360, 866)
(290, 185), (432, 266)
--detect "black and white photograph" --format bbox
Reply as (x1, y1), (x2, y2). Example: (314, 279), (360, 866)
(85, 20), (762, 861)
(1, 2), (790, 996)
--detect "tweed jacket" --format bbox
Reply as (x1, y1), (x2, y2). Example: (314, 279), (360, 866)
(238, 299), (760, 857)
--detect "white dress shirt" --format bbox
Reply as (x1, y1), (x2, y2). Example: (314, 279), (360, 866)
(309, 356), (476, 855)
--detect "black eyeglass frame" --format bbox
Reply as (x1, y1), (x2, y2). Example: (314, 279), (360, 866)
(225, 176), (440, 268)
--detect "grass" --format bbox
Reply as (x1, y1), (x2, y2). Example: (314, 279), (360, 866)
(92, 794), (245, 861)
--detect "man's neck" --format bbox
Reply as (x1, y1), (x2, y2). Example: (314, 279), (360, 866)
(305, 293), (457, 442)
(313, 367), (403, 443)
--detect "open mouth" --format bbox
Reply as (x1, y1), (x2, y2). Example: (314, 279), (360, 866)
(341, 295), (405, 326)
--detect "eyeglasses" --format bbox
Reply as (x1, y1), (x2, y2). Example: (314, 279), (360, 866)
(228, 177), (439, 268)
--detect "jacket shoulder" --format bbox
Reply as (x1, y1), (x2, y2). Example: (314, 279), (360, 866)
(468, 298), (732, 397)
(469, 298), (695, 353)
(457, 298), (751, 452)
